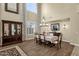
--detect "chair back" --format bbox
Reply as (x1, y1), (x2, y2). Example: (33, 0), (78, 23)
(34, 33), (40, 40)
(39, 34), (45, 42)
(36, 35), (39, 39)
(53, 32), (62, 42)
(59, 33), (62, 42)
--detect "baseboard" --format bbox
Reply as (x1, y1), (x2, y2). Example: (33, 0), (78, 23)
(70, 43), (79, 47)
(62, 40), (79, 47)
(28, 38), (34, 40)
(62, 39), (70, 43)
(23, 38), (34, 41)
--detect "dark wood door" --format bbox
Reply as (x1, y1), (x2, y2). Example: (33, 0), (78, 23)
(2, 20), (22, 46)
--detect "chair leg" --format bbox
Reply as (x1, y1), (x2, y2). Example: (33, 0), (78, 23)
(57, 43), (59, 50)
(59, 42), (61, 48)
(39, 40), (42, 45)
(36, 40), (38, 43)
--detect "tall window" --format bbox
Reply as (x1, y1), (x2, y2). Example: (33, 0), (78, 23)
(26, 3), (37, 14)
(26, 3), (37, 35)
(27, 22), (35, 35)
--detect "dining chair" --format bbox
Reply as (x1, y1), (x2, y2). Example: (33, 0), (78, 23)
(39, 34), (46, 45)
(34, 33), (41, 44)
(52, 33), (62, 49)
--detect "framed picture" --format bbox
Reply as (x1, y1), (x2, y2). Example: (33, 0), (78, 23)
(51, 23), (60, 31)
(5, 3), (19, 14)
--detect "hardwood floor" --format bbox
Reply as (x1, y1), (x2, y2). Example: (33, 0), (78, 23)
(0, 40), (74, 56)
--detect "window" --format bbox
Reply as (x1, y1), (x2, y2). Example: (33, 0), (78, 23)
(27, 22), (35, 35)
(26, 3), (37, 14)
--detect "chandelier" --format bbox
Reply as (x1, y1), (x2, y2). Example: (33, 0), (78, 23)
(40, 16), (49, 26)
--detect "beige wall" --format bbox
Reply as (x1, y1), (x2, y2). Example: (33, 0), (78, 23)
(41, 3), (79, 45)
(0, 3), (24, 45)
(0, 3), (23, 22)
(0, 4), (1, 45)
(0, 3), (41, 45)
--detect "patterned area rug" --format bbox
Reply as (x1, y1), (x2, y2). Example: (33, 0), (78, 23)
(0, 46), (26, 56)
(71, 46), (79, 56)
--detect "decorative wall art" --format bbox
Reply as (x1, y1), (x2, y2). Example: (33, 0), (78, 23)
(5, 3), (19, 14)
(51, 23), (60, 31)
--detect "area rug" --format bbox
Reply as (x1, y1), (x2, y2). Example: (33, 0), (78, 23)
(0, 46), (26, 56)
(71, 46), (79, 56)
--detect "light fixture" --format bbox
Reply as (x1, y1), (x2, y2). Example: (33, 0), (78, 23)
(40, 16), (49, 26)
(63, 24), (68, 29)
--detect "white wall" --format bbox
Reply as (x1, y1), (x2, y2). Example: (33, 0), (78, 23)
(41, 3), (79, 44)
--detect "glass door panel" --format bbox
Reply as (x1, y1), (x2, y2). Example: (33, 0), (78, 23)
(11, 24), (16, 35)
(4, 23), (9, 36)
(17, 24), (21, 34)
